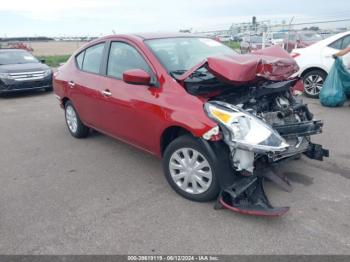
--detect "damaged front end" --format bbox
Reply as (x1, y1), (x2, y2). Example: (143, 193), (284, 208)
(177, 46), (329, 216)
(204, 91), (328, 216)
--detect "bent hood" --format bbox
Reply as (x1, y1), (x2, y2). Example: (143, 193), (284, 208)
(179, 46), (299, 85)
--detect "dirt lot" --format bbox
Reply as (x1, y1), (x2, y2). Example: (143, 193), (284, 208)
(26, 41), (86, 56)
(0, 91), (350, 254)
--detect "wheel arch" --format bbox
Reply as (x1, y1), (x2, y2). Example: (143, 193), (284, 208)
(160, 126), (193, 157)
(301, 67), (328, 78)
(61, 97), (70, 107)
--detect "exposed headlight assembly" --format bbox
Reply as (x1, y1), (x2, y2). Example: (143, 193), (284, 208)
(204, 101), (289, 153)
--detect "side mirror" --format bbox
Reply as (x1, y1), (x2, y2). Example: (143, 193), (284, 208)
(123, 69), (151, 85)
(40, 59), (46, 64)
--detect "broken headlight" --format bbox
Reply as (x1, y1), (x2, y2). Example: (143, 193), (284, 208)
(204, 101), (289, 153)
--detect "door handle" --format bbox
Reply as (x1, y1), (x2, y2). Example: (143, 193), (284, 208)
(68, 81), (75, 88)
(101, 90), (112, 97)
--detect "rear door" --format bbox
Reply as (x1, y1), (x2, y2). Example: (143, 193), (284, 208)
(69, 42), (107, 128)
(322, 34), (350, 71)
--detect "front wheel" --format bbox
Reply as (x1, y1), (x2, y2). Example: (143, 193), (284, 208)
(163, 135), (220, 202)
(302, 70), (327, 98)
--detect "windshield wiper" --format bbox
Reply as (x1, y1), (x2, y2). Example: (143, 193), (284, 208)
(170, 69), (208, 77)
(169, 70), (186, 75)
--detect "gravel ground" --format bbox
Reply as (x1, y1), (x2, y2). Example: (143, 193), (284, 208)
(0, 91), (349, 255)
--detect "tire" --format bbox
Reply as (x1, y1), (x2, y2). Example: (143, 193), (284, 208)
(45, 86), (53, 92)
(64, 101), (89, 138)
(302, 70), (327, 99)
(163, 135), (220, 202)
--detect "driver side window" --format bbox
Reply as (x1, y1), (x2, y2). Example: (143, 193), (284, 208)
(107, 42), (151, 79)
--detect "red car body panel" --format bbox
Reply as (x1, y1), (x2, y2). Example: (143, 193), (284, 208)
(178, 46), (298, 84)
(53, 35), (297, 158)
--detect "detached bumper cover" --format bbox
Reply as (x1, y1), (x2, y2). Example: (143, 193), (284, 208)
(217, 176), (290, 217)
(212, 117), (329, 217)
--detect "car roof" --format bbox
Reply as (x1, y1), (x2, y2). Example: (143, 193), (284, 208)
(293, 30), (350, 52)
(311, 30), (350, 47)
(133, 32), (203, 40)
(99, 32), (207, 41)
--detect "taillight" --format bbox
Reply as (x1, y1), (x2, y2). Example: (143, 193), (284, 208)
(291, 52), (300, 58)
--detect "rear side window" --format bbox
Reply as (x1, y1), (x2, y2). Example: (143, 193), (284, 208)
(329, 35), (350, 50)
(76, 51), (84, 69)
(341, 35), (350, 49)
(107, 42), (151, 79)
(81, 43), (105, 74)
(329, 38), (343, 50)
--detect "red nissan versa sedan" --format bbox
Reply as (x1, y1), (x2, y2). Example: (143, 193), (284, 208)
(53, 33), (329, 216)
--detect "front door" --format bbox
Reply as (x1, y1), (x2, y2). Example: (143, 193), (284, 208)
(98, 41), (161, 152)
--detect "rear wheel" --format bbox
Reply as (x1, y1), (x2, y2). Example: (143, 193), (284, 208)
(302, 70), (327, 98)
(163, 135), (220, 202)
(64, 101), (89, 138)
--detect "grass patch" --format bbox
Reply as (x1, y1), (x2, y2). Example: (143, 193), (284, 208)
(224, 41), (241, 51)
(37, 55), (71, 67)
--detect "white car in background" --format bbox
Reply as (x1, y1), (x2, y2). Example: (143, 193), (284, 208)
(291, 31), (350, 98)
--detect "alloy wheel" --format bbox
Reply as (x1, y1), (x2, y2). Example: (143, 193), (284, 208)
(304, 74), (324, 96)
(65, 105), (78, 133)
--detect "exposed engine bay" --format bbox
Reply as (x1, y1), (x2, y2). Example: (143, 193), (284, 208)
(174, 46), (329, 216)
(208, 79), (327, 172)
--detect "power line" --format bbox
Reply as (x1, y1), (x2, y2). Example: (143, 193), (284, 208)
(291, 18), (350, 26)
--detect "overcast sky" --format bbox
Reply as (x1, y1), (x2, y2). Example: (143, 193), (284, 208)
(1, 0), (350, 37)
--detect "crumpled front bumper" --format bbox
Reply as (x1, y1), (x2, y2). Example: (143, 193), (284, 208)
(215, 119), (329, 217)
(269, 120), (328, 162)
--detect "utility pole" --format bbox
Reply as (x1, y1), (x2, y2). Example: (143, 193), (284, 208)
(286, 16), (294, 50)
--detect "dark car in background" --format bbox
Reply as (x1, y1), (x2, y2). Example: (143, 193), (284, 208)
(283, 31), (323, 52)
(0, 49), (52, 94)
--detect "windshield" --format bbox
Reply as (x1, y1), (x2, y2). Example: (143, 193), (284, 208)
(0, 50), (39, 65)
(145, 37), (237, 72)
(300, 33), (322, 42)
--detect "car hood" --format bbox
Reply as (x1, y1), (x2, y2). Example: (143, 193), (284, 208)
(178, 46), (299, 85)
(0, 63), (49, 73)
